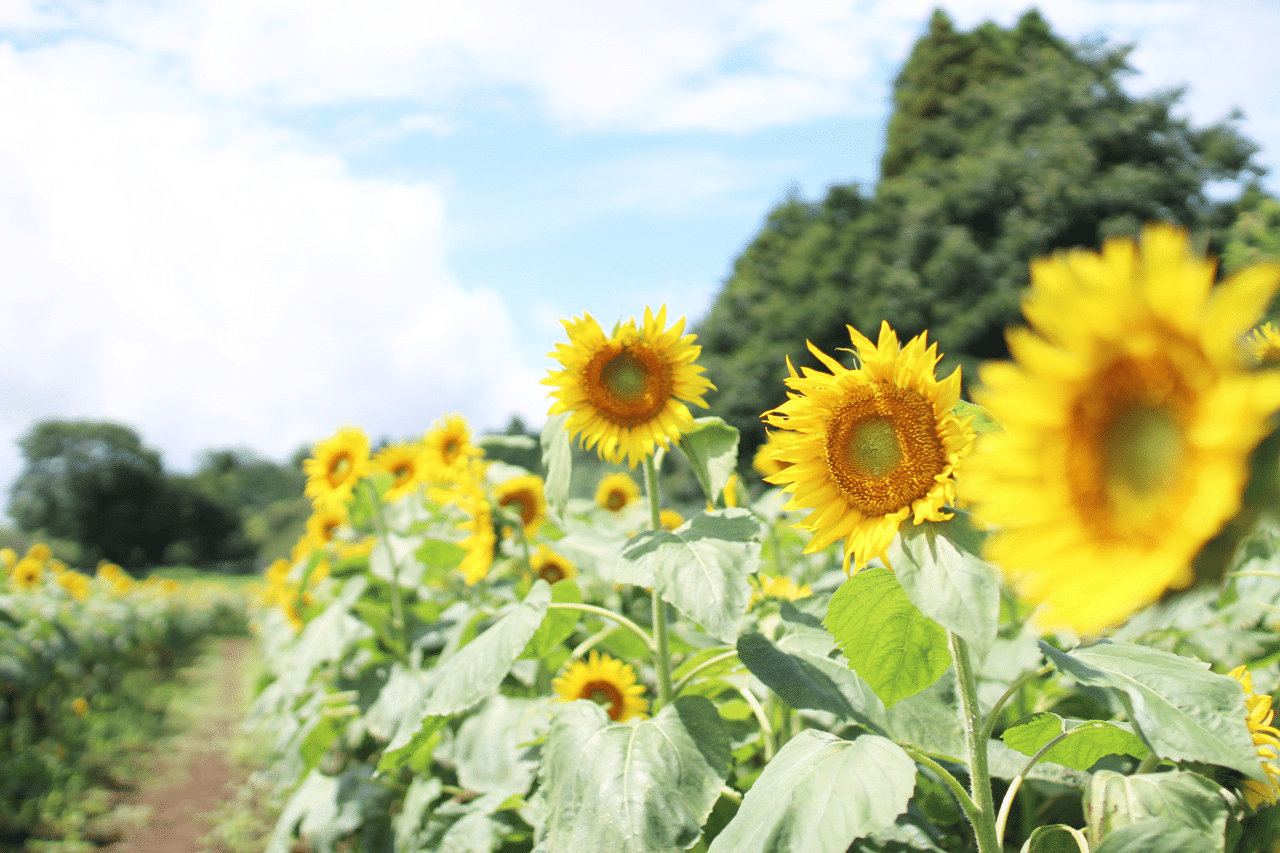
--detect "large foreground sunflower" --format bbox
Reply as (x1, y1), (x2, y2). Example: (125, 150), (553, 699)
(963, 225), (1280, 633)
(763, 322), (974, 572)
(1229, 666), (1280, 810)
(544, 306), (714, 468)
(304, 427), (370, 507)
(553, 651), (648, 722)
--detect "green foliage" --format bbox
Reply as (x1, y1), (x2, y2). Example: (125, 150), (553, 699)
(695, 8), (1272, 464)
(1002, 712), (1149, 771)
(1085, 771), (1228, 852)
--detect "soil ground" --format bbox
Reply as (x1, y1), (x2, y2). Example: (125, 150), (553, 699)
(95, 637), (267, 853)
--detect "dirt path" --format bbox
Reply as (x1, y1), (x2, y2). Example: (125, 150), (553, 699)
(99, 637), (258, 853)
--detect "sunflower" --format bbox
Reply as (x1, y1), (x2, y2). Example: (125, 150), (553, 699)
(753, 431), (791, 479)
(751, 573), (813, 607)
(458, 493), (497, 586)
(596, 472), (641, 513)
(962, 225), (1280, 633)
(26, 543), (51, 562)
(71, 697), (89, 718)
(304, 427), (370, 507)
(9, 557), (43, 592)
(58, 571), (90, 601)
(305, 502), (348, 550)
(372, 442), (429, 502)
(543, 305), (714, 469)
(0, 548), (15, 571)
(763, 321), (974, 573)
(1229, 666), (1280, 810)
(423, 415), (481, 483)
(660, 509), (684, 531)
(1245, 323), (1280, 368)
(529, 544), (577, 585)
(553, 651), (648, 722)
(495, 474), (547, 536)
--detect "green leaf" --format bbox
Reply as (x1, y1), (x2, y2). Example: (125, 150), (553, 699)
(889, 519), (1000, 658)
(707, 731), (917, 853)
(534, 695), (731, 853)
(424, 581), (552, 716)
(520, 579), (583, 660)
(614, 509), (760, 643)
(299, 715), (343, 774)
(1092, 818), (1217, 853)
(1040, 640), (1261, 778)
(450, 695), (554, 796)
(1085, 770), (1228, 852)
(1002, 712), (1150, 771)
(376, 715), (447, 775)
(737, 632), (860, 721)
(826, 568), (950, 707)
(952, 399), (1001, 433)
(1019, 825), (1088, 853)
(675, 417), (740, 506)
(415, 537), (467, 572)
(394, 775), (443, 853)
(541, 412), (572, 518)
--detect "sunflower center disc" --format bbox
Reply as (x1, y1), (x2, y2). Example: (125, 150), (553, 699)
(605, 491), (626, 511)
(584, 681), (624, 720)
(601, 351), (650, 402)
(443, 440), (460, 464)
(328, 454), (352, 486)
(1102, 406), (1184, 499)
(540, 566), (565, 584)
(846, 417), (903, 477)
(393, 464), (411, 484)
(503, 497), (530, 524)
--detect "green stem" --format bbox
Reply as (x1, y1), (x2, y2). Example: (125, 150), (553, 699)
(672, 648), (738, 694)
(949, 631), (1001, 853)
(547, 602), (656, 652)
(644, 455), (674, 708)
(1135, 752), (1162, 774)
(365, 479), (407, 663)
(995, 729), (1072, 845)
(903, 748), (981, 831)
(980, 663), (1054, 744)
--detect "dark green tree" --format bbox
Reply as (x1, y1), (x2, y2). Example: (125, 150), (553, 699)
(696, 8), (1270, 465)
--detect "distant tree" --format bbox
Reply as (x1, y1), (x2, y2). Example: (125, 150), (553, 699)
(696, 8), (1270, 465)
(1222, 187), (1280, 279)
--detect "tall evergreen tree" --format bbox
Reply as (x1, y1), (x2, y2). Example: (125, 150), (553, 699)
(696, 8), (1268, 465)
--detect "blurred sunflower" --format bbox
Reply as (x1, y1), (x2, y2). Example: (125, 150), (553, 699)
(660, 509), (684, 530)
(304, 427), (370, 507)
(596, 473), (641, 513)
(423, 415), (481, 483)
(0, 547), (16, 571)
(529, 544), (577, 585)
(1245, 322), (1280, 368)
(58, 571), (90, 601)
(9, 557), (43, 592)
(458, 493), (496, 586)
(495, 474), (547, 536)
(752, 431), (790, 479)
(963, 225), (1280, 633)
(553, 651), (648, 722)
(306, 503), (347, 550)
(751, 573), (812, 607)
(26, 543), (51, 562)
(763, 321), (974, 573)
(1229, 666), (1280, 810)
(544, 305), (714, 468)
(372, 442), (428, 502)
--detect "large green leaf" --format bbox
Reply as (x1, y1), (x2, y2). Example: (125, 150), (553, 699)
(394, 775), (443, 853)
(534, 695), (731, 853)
(889, 519), (999, 658)
(1041, 640), (1261, 778)
(423, 581), (552, 716)
(1019, 825), (1089, 853)
(613, 510), (759, 643)
(1092, 819), (1217, 853)
(826, 568), (950, 707)
(541, 412), (572, 518)
(1085, 770), (1228, 852)
(1002, 712), (1150, 771)
(520, 579), (583, 660)
(450, 695), (554, 796)
(737, 631), (886, 731)
(676, 417), (740, 506)
(707, 731), (916, 853)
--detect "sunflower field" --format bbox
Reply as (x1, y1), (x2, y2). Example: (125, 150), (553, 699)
(230, 225), (1280, 852)
(0, 550), (249, 843)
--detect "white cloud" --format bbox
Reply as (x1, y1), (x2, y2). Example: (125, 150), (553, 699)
(0, 37), (545, 499)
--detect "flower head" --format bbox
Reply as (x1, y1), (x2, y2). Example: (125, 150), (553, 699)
(763, 321), (974, 572)
(304, 427), (370, 507)
(1245, 323), (1280, 368)
(529, 544), (577, 585)
(553, 651), (648, 722)
(544, 306), (714, 468)
(372, 442), (429, 502)
(423, 415), (482, 483)
(751, 573), (813, 608)
(9, 557), (43, 592)
(963, 225), (1280, 633)
(306, 503), (348, 550)
(660, 509), (684, 531)
(495, 474), (547, 536)
(458, 492), (496, 586)
(1229, 666), (1280, 810)
(595, 472), (641, 513)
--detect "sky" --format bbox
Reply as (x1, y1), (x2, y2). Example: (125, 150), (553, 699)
(2, 0), (1278, 508)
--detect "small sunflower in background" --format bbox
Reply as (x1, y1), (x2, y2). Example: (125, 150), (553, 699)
(372, 442), (428, 502)
(751, 573), (812, 607)
(305, 502), (348, 550)
(752, 431), (790, 479)
(0, 547), (15, 571)
(763, 321), (974, 573)
(963, 225), (1280, 634)
(1229, 666), (1280, 810)
(58, 571), (90, 601)
(495, 474), (547, 537)
(529, 544), (577, 585)
(1244, 322), (1280, 368)
(423, 414), (481, 483)
(9, 557), (43, 592)
(304, 427), (370, 507)
(660, 509), (684, 530)
(458, 492), (497, 586)
(26, 543), (51, 562)
(596, 472), (641, 513)
(544, 305), (714, 469)
(553, 651), (648, 722)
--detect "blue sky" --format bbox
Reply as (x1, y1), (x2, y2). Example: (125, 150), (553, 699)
(1, 0), (1278, 506)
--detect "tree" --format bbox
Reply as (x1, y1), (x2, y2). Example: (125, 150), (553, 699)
(696, 8), (1270, 466)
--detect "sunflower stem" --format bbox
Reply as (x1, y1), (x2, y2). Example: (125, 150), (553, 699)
(949, 631), (1000, 853)
(364, 479), (407, 664)
(547, 602), (656, 652)
(644, 455), (675, 708)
